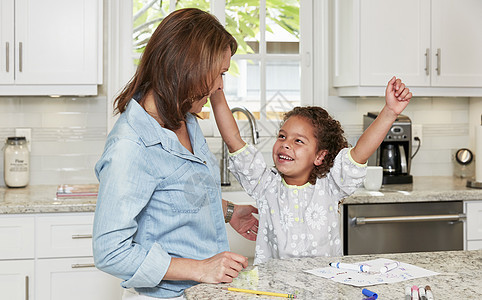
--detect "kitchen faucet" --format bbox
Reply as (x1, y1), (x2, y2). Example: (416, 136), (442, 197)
(221, 106), (259, 186)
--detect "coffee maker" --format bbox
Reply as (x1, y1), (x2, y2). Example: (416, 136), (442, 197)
(363, 112), (413, 184)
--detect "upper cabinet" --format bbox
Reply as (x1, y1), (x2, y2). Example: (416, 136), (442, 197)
(0, 0), (102, 96)
(332, 0), (482, 97)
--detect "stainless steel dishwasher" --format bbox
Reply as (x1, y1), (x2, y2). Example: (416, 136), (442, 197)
(343, 201), (465, 255)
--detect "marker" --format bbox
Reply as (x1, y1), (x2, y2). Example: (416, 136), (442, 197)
(405, 286), (412, 300)
(419, 286), (427, 300)
(425, 285), (434, 300)
(380, 261), (399, 273)
(362, 288), (378, 299)
(329, 262), (371, 272)
(411, 285), (419, 300)
(225, 287), (296, 298)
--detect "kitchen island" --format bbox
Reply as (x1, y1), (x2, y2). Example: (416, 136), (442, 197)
(184, 250), (482, 299)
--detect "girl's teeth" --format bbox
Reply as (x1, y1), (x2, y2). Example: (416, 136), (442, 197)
(279, 155), (293, 161)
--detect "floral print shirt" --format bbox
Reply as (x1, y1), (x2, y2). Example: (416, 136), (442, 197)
(228, 144), (366, 265)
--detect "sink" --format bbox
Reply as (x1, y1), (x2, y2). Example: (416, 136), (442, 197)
(222, 190), (257, 259)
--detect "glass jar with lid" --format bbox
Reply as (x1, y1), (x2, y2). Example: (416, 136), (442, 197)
(3, 136), (30, 187)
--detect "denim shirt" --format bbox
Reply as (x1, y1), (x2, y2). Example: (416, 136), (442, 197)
(93, 99), (229, 298)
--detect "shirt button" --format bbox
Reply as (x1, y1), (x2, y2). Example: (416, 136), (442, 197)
(203, 161), (207, 164)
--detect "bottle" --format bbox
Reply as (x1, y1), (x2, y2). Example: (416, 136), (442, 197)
(3, 137), (30, 187)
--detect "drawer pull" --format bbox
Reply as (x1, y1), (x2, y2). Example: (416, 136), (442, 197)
(353, 213), (466, 225)
(435, 48), (441, 75)
(19, 42), (23, 72)
(72, 234), (93, 239)
(5, 42), (9, 72)
(424, 48), (429, 76)
(71, 263), (96, 269)
(25, 276), (29, 300)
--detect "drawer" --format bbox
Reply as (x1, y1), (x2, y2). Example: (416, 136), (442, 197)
(0, 215), (35, 259)
(36, 213), (94, 258)
(467, 240), (482, 250)
(466, 201), (482, 240)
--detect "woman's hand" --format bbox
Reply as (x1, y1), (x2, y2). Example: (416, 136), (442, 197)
(196, 251), (248, 283)
(230, 204), (259, 241)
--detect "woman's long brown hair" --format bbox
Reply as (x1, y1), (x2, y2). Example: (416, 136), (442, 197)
(114, 8), (237, 131)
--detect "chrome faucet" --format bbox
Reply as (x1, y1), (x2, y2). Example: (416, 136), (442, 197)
(221, 106), (259, 186)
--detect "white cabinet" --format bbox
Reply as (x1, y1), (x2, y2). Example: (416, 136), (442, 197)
(0, 213), (122, 300)
(0, 215), (35, 300)
(36, 257), (121, 300)
(0, 0), (102, 96)
(0, 260), (34, 300)
(465, 200), (482, 250)
(332, 0), (482, 97)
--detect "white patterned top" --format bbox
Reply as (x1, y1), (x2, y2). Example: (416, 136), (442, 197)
(228, 145), (367, 265)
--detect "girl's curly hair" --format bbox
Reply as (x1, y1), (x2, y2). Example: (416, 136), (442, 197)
(282, 106), (348, 184)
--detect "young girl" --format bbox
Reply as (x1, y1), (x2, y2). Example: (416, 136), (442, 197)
(210, 76), (412, 264)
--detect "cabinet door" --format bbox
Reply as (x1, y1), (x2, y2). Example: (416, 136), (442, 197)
(359, 0), (431, 87)
(431, 0), (482, 87)
(466, 201), (482, 240)
(36, 257), (123, 300)
(0, 215), (35, 259)
(14, 0), (100, 85)
(0, 0), (14, 83)
(0, 260), (34, 300)
(36, 213), (94, 258)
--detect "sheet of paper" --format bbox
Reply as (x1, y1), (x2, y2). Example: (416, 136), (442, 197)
(304, 258), (439, 287)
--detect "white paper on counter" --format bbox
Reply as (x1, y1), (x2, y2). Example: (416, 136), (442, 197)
(305, 258), (439, 287)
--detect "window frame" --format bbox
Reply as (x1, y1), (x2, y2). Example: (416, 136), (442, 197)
(106, 1), (319, 137)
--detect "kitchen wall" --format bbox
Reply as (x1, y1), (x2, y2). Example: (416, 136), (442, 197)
(0, 95), (478, 186)
(0, 95), (107, 186)
(328, 96), (477, 177)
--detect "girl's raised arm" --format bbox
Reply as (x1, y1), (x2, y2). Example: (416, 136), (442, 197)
(210, 90), (246, 153)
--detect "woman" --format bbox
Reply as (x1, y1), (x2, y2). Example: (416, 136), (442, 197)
(93, 8), (258, 299)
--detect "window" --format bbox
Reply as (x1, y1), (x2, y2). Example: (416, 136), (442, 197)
(132, 0), (313, 136)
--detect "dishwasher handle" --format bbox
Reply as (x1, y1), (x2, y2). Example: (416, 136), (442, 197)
(353, 213), (466, 225)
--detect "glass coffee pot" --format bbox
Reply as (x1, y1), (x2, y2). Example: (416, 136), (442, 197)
(380, 143), (401, 175)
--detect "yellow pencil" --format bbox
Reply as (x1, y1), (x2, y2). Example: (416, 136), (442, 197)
(225, 287), (296, 298)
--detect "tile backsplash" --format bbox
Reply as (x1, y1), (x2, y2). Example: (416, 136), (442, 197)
(328, 96), (478, 177)
(0, 95), (479, 186)
(0, 96), (107, 186)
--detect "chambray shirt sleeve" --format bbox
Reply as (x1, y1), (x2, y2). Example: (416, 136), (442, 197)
(327, 147), (367, 199)
(93, 138), (170, 289)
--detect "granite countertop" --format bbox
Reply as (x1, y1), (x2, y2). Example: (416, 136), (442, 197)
(184, 250), (482, 299)
(0, 185), (97, 214)
(1, 176), (481, 214)
(345, 176), (482, 204)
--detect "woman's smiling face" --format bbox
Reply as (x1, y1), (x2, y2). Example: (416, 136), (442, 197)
(272, 115), (326, 186)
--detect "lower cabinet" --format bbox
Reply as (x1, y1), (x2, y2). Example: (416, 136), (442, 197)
(36, 257), (121, 300)
(0, 260), (34, 300)
(465, 200), (482, 250)
(0, 212), (122, 300)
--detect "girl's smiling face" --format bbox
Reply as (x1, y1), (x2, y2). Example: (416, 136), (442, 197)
(272, 115), (327, 186)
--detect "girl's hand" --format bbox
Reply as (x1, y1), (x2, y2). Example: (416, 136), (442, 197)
(385, 76), (412, 115)
(230, 204), (259, 241)
(196, 251), (248, 283)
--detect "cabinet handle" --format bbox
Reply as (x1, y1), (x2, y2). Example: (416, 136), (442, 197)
(25, 276), (29, 300)
(424, 48), (430, 76)
(71, 263), (96, 269)
(72, 234), (93, 239)
(353, 213), (466, 225)
(5, 42), (9, 72)
(19, 42), (23, 72)
(435, 48), (441, 75)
